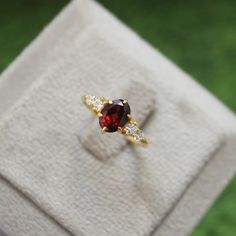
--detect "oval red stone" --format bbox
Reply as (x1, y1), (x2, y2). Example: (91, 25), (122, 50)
(99, 99), (131, 132)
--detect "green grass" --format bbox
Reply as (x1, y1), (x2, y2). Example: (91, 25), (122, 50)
(0, 0), (68, 71)
(0, 0), (235, 235)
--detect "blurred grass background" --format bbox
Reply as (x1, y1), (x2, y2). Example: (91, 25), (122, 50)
(0, 0), (235, 235)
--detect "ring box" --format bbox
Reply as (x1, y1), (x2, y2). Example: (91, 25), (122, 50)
(0, 1), (235, 236)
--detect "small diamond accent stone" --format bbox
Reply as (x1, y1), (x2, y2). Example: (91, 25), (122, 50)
(85, 96), (104, 111)
(93, 99), (104, 111)
(85, 96), (96, 105)
(125, 123), (146, 143)
(125, 123), (138, 135)
(134, 129), (144, 141)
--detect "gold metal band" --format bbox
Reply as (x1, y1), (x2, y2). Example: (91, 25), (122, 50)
(82, 95), (148, 147)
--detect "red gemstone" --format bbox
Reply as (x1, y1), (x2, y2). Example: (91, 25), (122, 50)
(99, 99), (131, 132)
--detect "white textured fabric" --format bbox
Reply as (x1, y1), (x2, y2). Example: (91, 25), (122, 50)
(0, 177), (71, 236)
(155, 136), (236, 236)
(0, 229), (7, 236)
(0, 0), (235, 236)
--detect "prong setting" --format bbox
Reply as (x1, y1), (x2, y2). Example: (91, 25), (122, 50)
(101, 127), (108, 133)
(127, 114), (137, 125)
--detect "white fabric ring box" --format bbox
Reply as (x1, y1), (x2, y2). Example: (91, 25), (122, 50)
(0, 0), (235, 236)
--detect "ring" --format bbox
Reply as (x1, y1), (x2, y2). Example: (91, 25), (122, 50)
(82, 95), (148, 146)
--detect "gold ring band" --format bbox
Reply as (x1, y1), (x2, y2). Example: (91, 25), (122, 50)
(82, 95), (148, 147)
